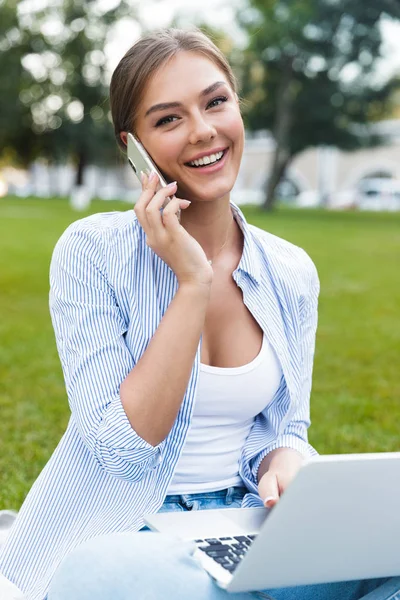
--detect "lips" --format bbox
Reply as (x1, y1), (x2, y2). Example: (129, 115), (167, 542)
(182, 148), (230, 176)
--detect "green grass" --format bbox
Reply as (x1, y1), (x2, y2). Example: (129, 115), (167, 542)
(1, 197), (399, 509)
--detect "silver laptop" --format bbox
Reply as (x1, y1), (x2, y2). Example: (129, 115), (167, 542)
(144, 453), (400, 593)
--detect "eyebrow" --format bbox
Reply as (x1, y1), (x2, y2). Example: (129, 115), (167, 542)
(144, 81), (228, 117)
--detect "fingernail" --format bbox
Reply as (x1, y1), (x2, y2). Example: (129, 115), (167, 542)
(149, 171), (157, 182)
(263, 496), (276, 507)
(166, 181), (177, 189)
(140, 171), (145, 184)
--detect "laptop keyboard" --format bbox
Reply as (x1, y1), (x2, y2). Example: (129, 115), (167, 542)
(195, 535), (257, 573)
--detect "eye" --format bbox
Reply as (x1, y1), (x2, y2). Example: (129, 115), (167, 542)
(207, 95), (228, 109)
(155, 115), (179, 127)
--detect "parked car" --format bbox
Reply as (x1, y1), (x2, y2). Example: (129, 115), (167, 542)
(357, 178), (400, 212)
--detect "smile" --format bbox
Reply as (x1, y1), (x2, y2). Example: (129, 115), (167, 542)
(186, 149), (227, 168)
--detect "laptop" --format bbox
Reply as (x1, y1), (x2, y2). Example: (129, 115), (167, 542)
(144, 453), (400, 593)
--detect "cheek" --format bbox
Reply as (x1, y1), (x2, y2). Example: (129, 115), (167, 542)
(223, 110), (244, 151)
(147, 134), (183, 173)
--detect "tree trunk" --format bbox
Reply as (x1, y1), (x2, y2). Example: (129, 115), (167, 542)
(263, 60), (296, 210)
(264, 153), (291, 210)
(75, 151), (86, 187)
(70, 151), (91, 211)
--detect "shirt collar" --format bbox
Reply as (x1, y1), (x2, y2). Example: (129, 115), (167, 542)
(230, 201), (262, 285)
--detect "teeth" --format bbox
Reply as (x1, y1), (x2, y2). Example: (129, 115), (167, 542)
(189, 151), (224, 167)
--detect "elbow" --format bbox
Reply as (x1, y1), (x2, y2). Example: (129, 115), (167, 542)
(92, 439), (163, 483)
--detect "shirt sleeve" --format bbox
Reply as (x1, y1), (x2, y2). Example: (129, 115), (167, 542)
(49, 222), (165, 482)
(240, 257), (319, 493)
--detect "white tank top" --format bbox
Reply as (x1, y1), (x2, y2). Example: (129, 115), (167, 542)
(167, 335), (282, 494)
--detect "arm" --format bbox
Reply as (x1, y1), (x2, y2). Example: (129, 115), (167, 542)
(51, 231), (210, 483)
(256, 260), (320, 505)
(239, 258), (319, 505)
(120, 281), (210, 446)
(121, 174), (213, 446)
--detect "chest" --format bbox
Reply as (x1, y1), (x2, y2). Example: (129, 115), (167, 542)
(201, 271), (263, 368)
(116, 245), (299, 389)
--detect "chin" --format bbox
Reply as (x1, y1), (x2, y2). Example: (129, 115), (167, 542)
(184, 187), (232, 204)
(180, 177), (237, 203)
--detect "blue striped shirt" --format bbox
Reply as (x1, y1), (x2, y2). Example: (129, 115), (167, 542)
(0, 202), (319, 600)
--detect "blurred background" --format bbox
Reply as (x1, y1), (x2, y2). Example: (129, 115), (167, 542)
(0, 0), (399, 509)
(1, 0), (400, 208)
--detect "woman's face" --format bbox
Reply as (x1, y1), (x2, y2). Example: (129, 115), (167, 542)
(133, 51), (244, 204)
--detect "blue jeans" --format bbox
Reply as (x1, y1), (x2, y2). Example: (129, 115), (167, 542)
(48, 487), (400, 600)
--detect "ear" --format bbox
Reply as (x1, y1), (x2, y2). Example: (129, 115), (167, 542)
(120, 131), (128, 147)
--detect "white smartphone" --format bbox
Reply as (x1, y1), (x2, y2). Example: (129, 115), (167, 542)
(127, 132), (180, 219)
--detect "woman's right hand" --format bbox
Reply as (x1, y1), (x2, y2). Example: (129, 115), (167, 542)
(134, 172), (213, 288)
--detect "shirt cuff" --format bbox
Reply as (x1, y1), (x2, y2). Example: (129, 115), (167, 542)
(94, 395), (164, 468)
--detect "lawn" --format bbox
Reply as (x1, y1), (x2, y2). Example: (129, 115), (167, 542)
(0, 197), (399, 509)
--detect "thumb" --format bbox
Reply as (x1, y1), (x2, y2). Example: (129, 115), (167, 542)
(258, 472), (279, 508)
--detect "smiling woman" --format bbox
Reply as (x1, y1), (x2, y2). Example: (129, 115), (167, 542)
(111, 30), (244, 265)
(0, 27), (397, 600)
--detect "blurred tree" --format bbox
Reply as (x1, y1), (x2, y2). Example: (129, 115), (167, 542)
(390, 85), (400, 119)
(0, 0), (137, 187)
(239, 0), (400, 209)
(0, 0), (40, 165)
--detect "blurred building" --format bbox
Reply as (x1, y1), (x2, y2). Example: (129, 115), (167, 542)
(234, 119), (400, 211)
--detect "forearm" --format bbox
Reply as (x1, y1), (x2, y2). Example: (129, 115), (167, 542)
(120, 282), (210, 446)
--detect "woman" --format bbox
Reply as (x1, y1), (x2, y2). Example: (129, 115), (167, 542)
(0, 28), (398, 600)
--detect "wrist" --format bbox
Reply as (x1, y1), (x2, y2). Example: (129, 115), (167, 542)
(258, 448), (303, 482)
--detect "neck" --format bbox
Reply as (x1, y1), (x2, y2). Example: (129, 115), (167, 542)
(179, 198), (237, 260)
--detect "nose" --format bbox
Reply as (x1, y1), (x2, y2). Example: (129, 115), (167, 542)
(188, 111), (217, 145)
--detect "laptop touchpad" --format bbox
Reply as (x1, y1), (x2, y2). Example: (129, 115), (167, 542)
(144, 508), (268, 540)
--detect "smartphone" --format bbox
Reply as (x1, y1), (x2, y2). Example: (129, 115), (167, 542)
(127, 133), (180, 219)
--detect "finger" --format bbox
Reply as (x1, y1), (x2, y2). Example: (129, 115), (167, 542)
(146, 170), (159, 191)
(263, 496), (278, 508)
(140, 171), (148, 188)
(134, 172), (161, 230)
(145, 182), (178, 229)
(135, 172), (160, 212)
(258, 472), (280, 508)
(162, 198), (190, 231)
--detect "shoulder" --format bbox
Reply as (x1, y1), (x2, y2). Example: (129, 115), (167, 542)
(249, 223), (319, 295)
(56, 209), (139, 245)
(52, 210), (141, 267)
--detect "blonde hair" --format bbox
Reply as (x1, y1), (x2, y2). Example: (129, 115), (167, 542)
(110, 28), (237, 151)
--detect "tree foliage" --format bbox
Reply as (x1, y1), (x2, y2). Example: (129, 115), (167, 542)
(238, 0), (400, 208)
(0, 0), (136, 184)
(0, 0), (39, 165)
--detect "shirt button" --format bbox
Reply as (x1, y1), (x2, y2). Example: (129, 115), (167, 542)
(151, 451), (162, 468)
